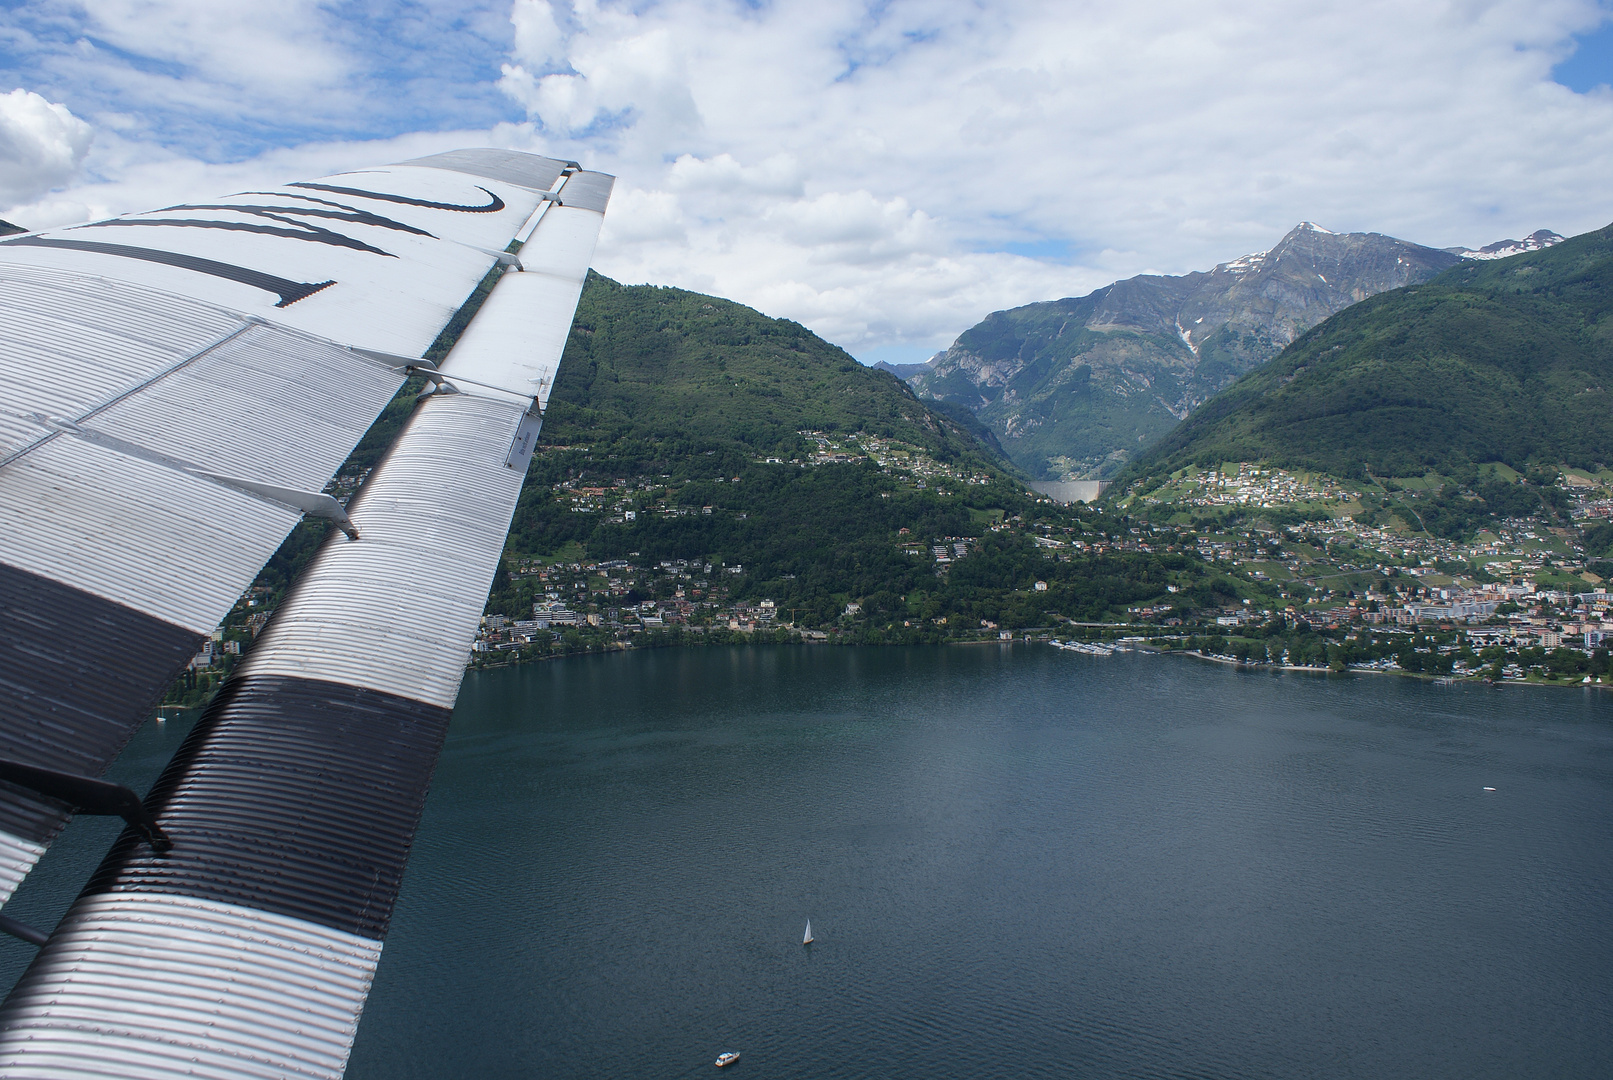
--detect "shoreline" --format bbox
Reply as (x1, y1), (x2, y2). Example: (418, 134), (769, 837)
(1174, 648), (1610, 691)
(463, 635), (1613, 694)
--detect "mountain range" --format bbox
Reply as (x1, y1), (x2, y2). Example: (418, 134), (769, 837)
(1124, 222), (1612, 483)
(896, 223), (1562, 481)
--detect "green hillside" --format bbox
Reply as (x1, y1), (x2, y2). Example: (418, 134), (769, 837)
(1125, 223), (1613, 484)
(490, 274), (1224, 633)
(538, 273), (1009, 471)
(422, 270), (1300, 646)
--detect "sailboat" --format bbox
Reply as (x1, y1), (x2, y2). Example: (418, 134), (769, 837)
(803, 920), (813, 945)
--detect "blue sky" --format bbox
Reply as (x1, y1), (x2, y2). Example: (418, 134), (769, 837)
(1555, 17), (1613, 91)
(4, 0), (1613, 364)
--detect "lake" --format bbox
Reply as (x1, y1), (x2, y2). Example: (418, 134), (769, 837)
(4, 644), (1612, 1078)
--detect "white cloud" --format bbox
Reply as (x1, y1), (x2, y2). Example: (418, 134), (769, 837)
(499, 5), (700, 141)
(0, 88), (93, 212)
(510, 0), (566, 68)
(491, 0), (1613, 355)
(598, 185), (687, 244)
(8, 0), (1613, 358)
(667, 153), (803, 198)
(68, 0), (349, 96)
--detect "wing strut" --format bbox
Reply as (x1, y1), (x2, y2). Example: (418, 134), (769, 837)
(0, 759), (173, 853)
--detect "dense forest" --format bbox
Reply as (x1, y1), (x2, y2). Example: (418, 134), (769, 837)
(539, 272), (1006, 471)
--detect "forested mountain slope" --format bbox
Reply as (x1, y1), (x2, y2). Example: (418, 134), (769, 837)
(482, 274), (1210, 632)
(541, 273), (1004, 471)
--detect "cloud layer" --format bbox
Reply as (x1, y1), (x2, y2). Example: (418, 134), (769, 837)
(5, 0), (1613, 358)
(0, 88), (92, 211)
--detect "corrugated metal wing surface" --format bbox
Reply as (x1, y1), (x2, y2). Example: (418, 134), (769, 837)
(242, 394), (529, 707)
(0, 893), (381, 1080)
(0, 150), (584, 918)
(0, 312), (404, 630)
(0, 155), (611, 1079)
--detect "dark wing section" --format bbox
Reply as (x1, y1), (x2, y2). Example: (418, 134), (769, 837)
(0, 168), (612, 1079)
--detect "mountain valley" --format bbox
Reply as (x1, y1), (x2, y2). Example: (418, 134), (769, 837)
(903, 223), (1562, 481)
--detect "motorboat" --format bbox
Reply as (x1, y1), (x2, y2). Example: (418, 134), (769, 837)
(716, 1051), (741, 1067)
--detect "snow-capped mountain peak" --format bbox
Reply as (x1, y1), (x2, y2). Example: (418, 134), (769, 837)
(1445, 229), (1564, 261)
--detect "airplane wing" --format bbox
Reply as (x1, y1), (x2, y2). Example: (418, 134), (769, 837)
(0, 150), (610, 1076)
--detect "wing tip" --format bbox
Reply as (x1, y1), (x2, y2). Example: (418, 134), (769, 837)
(396, 149), (614, 197)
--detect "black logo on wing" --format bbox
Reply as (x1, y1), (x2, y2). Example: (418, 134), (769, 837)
(0, 182), (507, 307)
(85, 214), (398, 256)
(287, 182), (506, 214)
(204, 194), (440, 236)
(1, 236), (333, 307)
(64, 193), (451, 257)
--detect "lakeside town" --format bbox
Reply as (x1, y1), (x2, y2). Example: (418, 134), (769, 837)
(458, 550), (1612, 684)
(163, 449), (1613, 708)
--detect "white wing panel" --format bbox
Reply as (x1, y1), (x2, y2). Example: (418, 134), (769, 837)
(399, 149), (569, 192)
(84, 324), (403, 491)
(441, 202), (606, 404)
(0, 893), (380, 1080)
(0, 438), (303, 633)
(241, 394), (528, 708)
(0, 158), (573, 358)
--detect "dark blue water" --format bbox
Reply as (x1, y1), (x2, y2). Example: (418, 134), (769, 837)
(345, 646), (1612, 1079)
(1, 646), (1609, 1077)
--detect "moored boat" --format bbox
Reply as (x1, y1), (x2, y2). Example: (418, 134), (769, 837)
(716, 1051), (740, 1067)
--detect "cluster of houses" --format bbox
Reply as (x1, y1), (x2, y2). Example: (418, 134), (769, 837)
(1150, 466), (1352, 510)
(1212, 583), (1613, 653)
(798, 430), (994, 489)
(471, 595), (791, 654)
(468, 552), (800, 656)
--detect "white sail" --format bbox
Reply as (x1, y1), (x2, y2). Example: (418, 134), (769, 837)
(803, 920), (813, 944)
